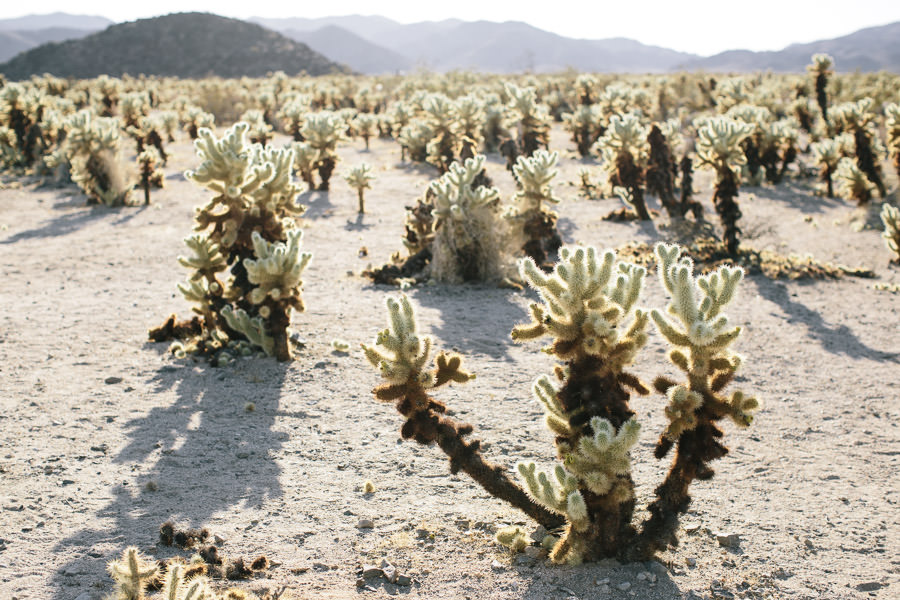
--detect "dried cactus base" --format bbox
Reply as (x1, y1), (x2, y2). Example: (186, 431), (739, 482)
(616, 238), (875, 280)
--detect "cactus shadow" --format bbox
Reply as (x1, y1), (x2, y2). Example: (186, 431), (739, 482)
(299, 189), (335, 219)
(50, 357), (288, 598)
(409, 284), (527, 362)
(0, 204), (113, 244)
(751, 181), (845, 214)
(344, 213), (374, 231)
(752, 278), (900, 362)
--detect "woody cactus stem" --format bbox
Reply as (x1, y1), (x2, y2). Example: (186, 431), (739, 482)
(646, 125), (678, 219)
(809, 54), (832, 123)
(363, 296), (564, 530)
(630, 244), (757, 559)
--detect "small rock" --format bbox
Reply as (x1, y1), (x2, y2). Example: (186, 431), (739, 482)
(595, 578), (610, 585)
(617, 582), (632, 591)
(214, 534), (225, 544)
(396, 574), (412, 586)
(529, 526), (548, 542)
(104, 377), (122, 385)
(715, 532), (741, 548)
(803, 538), (814, 549)
(685, 557), (697, 567)
(356, 519), (375, 529)
(683, 522), (702, 534)
(523, 546), (543, 559)
(360, 564), (382, 578)
(598, 584), (611, 595)
(647, 573), (657, 583)
(514, 554), (534, 567)
(637, 572), (647, 581)
(355, 578), (367, 588)
(490, 559), (503, 571)
(383, 564), (398, 583)
(415, 528), (431, 539)
(855, 582), (883, 592)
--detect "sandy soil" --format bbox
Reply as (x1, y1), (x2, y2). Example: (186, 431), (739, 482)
(1, 126), (898, 600)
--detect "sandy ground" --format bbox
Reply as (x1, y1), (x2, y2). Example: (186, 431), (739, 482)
(0, 126), (898, 600)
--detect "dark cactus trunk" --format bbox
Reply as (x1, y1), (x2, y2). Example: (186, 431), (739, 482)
(854, 128), (886, 198)
(713, 169), (742, 256)
(646, 125), (678, 219)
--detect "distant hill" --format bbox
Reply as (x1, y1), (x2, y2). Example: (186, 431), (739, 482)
(257, 15), (697, 73)
(679, 21), (900, 72)
(0, 27), (100, 63)
(283, 25), (410, 74)
(0, 12), (112, 31)
(0, 12), (347, 80)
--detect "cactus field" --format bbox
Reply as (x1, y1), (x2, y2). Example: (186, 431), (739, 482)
(0, 69), (899, 600)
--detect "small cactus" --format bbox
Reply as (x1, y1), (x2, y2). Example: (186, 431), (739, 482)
(344, 162), (375, 213)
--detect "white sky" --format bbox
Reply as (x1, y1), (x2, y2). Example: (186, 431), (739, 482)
(4, 1), (900, 56)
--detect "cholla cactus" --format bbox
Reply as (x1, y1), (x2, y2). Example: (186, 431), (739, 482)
(64, 110), (133, 206)
(184, 105), (214, 140)
(455, 94), (485, 149)
(301, 111), (346, 190)
(291, 141), (318, 189)
(107, 546), (158, 600)
(156, 123), (310, 363)
(810, 139), (841, 197)
(365, 242), (756, 564)
(512, 246), (650, 563)
(0, 83), (46, 168)
(119, 92), (150, 128)
(645, 124), (680, 218)
(835, 157), (875, 205)
(481, 93), (511, 153)
(344, 162), (375, 213)
(398, 119), (433, 163)
(808, 53), (833, 122)
(636, 243), (757, 557)
(278, 94), (311, 141)
(423, 93), (459, 172)
(829, 98), (886, 197)
(563, 104), (602, 157)
(429, 155), (504, 282)
(137, 147), (164, 205)
(240, 109), (273, 147)
(695, 117), (754, 255)
(713, 78), (749, 114)
(96, 75), (121, 117)
(505, 83), (550, 156)
(595, 113), (651, 220)
(352, 112), (378, 150)
(880, 203), (900, 263)
(883, 103), (900, 181)
(507, 149), (562, 265)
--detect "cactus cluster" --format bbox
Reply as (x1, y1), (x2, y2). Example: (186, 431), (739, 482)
(152, 122), (311, 363)
(365, 243), (757, 563)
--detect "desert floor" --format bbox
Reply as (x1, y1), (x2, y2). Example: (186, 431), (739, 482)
(1, 126), (898, 600)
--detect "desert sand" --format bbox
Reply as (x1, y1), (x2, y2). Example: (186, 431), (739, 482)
(1, 126), (898, 599)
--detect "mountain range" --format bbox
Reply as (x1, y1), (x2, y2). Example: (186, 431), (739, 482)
(1, 12), (898, 79)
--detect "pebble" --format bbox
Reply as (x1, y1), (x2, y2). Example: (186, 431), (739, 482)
(856, 582), (883, 592)
(686, 557), (697, 567)
(490, 559), (503, 570)
(213, 534), (225, 544)
(396, 574), (412, 586)
(382, 564), (398, 583)
(595, 578), (610, 585)
(715, 532), (741, 548)
(104, 377), (122, 384)
(637, 572), (647, 581)
(617, 582), (632, 591)
(514, 554), (534, 566)
(523, 546), (543, 559)
(360, 564), (382, 578)
(356, 519), (375, 529)
(684, 522), (702, 533)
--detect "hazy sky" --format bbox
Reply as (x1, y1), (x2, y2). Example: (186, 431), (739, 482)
(5, 1), (900, 56)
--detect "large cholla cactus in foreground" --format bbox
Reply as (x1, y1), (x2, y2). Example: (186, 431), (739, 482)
(153, 123), (311, 363)
(695, 117), (754, 255)
(506, 149), (562, 266)
(429, 154), (505, 283)
(364, 244), (757, 564)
